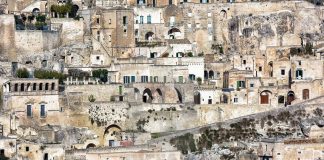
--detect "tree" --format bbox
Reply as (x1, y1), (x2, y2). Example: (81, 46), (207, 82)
(187, 52), (193, 57)
(88, 95), (96, 102)
(197, 77), (202, 85)
(16, 68), (29, 78)
(36, 15), (46, 22)
(92, 69), (108, 83)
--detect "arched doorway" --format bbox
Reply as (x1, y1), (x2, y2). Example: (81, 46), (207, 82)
(302, 89), (309, 100)
(153, 88), (163, 103)
(168, 28), (181, 39)
(287, 91), (295, 105)
(194, 92), (200, 104)
(222, 94), (228, 104)
(70, 5), (79, 18)
(134, 88), (140, 101)
(143, 88), (153, 103)
(86, 143), (96, 149)
(104, 125), (122, 147)
(32, 8), (40, 15)
(260, 90), (272, 104)
(174, 88), (183, 103)
(145, 32), (154, 41)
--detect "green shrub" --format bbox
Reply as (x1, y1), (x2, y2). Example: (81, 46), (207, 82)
(187, 52), (193, 57)
(196, 77), (202, 85)
(88, 95), (96, 102)
(92, 69), (108, 83)
(34, 69), (66, 84)
(16, 68), (29, 78)
(36, 15), (46, 22)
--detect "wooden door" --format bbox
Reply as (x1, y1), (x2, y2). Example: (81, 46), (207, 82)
(303, 89), (309, 100)
(260, 95), (269, 104)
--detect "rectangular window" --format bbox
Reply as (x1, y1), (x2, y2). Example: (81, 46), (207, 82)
(154, 76), (158, 82)
(123, 16), (127, 26)
(147, 15), (151, 24)
(131, 76), (135, 83)
(259, 66), (262, 71)
(26, 147), (29, 151)
(243, 60), (246, 64)
(281, 69), (285, 75)
(164, 76), (167, 83)
(189, 74), (195, 80)
(97, 31), (100, 40)
(234, 98), (238, 103)
(40, 105), (46, 117)
(178, 76), (183, 83)
(27, 105), (32, 117)
(96, 18), (100, 24)
(250, 83), (254, 88)
(141, 76), (148, 83)
(150, 76), (153, 82)
(140, 16), (144, 24)
(123, 76), (130, 84)
(237, 81), (245, 88)
(170, 17), (175, 26)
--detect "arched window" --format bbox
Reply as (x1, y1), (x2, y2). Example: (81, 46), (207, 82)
(209, 70), (214, 79)
(287, 91), (295, 105)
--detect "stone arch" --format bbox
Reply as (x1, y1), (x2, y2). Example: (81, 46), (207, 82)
(143, 88), (153, 103)
(204, 70), (208, 79)
(86, 143), (96, 149)
(32, 8), (40, 14)
(302, 89), (309, 100)
(70, 5), (79, 18)
(153, 88), (163, 103)
(220, 9), (227, 18)
(260, 90), (272, 104)
(209, 70), (214, 79)
(145, 31), (154, 41)
(39, 83), (43, 90)
(287, 91), (295, 105)
(104, 124), (122, 134)
(168, 28), (181, 35)
(14, 84), (18, 92)
(174, 87), (183, 103)
(104, 124), (122, 147)
(45, 83), (49, 90)
(168, 28), (181, 39)
(134, 88), (140, 101)
(222, 94), (228, 104)
(20, 83), (25, 91)
(51, 83), (55, 90)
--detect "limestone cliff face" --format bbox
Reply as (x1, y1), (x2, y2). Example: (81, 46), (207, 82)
(0, 15), (16, 61)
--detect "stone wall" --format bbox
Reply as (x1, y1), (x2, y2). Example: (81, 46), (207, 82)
(15, 30), (61, 54)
